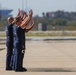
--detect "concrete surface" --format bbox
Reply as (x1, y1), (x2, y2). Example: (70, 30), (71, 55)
(0, 40), (76, 75)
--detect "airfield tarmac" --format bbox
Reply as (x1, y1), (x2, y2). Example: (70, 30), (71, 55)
(0, 37), (76, 75)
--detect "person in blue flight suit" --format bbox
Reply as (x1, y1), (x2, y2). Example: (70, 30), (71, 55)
(12, 17), (23, 71)
(18, 10), (35, 70)
(5, 17), (14, 70)
(12, 10), (33, 72)
(21, 20), (35, 70)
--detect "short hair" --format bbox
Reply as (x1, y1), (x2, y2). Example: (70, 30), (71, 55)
(7, 17), (13, 21)
(12, 16), (21, 24)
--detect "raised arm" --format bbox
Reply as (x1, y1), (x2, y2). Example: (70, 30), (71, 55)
(26, 20), (35, 32)
(21, 11), (27, 20)
(17, 8), (21, 16)
(20, 10), (33, 28)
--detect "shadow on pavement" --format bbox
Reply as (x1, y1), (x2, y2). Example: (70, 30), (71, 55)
(27, 68), (76, 72)
(0, 48), (5, 51)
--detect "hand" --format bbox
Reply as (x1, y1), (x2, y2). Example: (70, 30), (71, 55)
(29, 10), (33, 17)
(17, 8), (21, 16)
(32, 20), (35, 25)
(21, 11), (27, 20)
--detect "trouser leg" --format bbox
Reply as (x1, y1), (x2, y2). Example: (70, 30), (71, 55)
(21, 53), (24, 68)
(12, 48), (22, 70)
(6, 47), (13, 69)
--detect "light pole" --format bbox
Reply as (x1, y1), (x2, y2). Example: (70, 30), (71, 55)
(22, 0), (24, 10)
(25, 0), (27, 13)
(22, 0), (27, 12)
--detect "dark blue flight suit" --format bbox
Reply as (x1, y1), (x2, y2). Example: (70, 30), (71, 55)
(6, 23), (13, 70)
(12, 25), (23, 71)
(21, 28), (26, 68)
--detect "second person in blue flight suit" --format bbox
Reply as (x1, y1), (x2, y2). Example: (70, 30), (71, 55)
(12, 17), (23, 71)
(12, 9), (33, 72)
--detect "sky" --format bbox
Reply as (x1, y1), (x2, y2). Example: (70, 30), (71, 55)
(0, 0), (76, 17)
